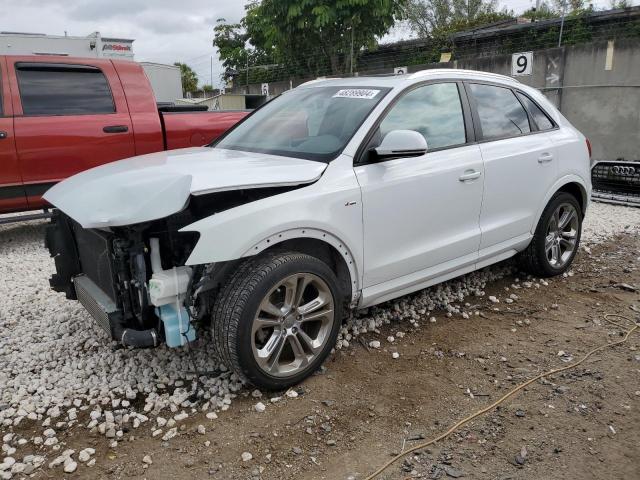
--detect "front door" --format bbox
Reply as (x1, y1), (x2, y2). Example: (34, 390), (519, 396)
(355, 82), (484, 292)
(0, 57), (25, 213)
(8, 58), (135, 209)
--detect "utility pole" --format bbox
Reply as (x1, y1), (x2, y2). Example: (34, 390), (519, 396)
(246, 53), (249, 94)
(210, 56), (213, 92)
(558, 0), (567, 47)
(350, 25), (354, 76)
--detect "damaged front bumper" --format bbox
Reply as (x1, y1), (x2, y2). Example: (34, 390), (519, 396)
(45, 210), (197, 348)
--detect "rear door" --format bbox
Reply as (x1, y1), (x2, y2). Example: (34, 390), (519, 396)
(0, 56), (25, 213)
(466, 82), (558, 255)
(8, 58), (135, 209)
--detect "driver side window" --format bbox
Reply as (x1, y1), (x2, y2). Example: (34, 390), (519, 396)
(379, 82), (467, 150)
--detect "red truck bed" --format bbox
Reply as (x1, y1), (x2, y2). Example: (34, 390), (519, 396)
(0, 55), (248, 214)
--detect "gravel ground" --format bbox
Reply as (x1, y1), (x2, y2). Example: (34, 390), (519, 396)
(0, 201), (639, 478)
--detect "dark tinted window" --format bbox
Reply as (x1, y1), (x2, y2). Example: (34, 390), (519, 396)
(380, 83), (466, 149)
(16, 64), (115, 115)
(470, 83), (530, 140)
(516, 92), (554, 131)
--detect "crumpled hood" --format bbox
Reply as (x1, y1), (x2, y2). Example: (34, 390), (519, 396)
(44, 147), (327, 228)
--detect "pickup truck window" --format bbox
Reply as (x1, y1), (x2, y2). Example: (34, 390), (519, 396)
(469, 83), (531, 140)
(379, 83), (466, 150)
(16, 63), (115, 116)
(215, 86), (390, 162)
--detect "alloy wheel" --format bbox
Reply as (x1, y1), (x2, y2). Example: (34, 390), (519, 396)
(251, 273), (335, 378)
(545, 202), (579, 269)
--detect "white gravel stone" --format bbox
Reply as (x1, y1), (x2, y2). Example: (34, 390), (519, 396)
(197, 424), (206, 435)
(241, 452), (253, 462)
(63, 460), (77, 473)
(1, 202), (638, 479)
(392, 352), (400, 359)
(254, 402), (266, 413)
(369, 340), (381, 349)
(142, 455), (153, 465)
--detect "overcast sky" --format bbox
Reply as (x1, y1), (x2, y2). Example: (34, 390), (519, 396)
(1, 0), (634, 87)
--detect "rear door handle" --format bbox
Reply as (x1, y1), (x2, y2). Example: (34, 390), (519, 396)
(459, 170), (482, 182)
(0, 131), (7, 139)
(103, 125), (129, 133)
(538, 153), (554, 163)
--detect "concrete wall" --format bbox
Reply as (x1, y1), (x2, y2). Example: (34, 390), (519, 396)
(237, 38), (640, 161)
(454, 38), (640, 161)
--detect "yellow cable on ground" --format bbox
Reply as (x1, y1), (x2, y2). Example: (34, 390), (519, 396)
(364, 313), (638, 480)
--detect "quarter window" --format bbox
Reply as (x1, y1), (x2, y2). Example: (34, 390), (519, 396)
(469, 83), (530, 140)
(515, 92), (554, 131)
(379, 83), (466, 150)
(16, 64), (115, 116)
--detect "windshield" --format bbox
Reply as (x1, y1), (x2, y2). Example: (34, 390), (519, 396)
(214, 86), (390, 162)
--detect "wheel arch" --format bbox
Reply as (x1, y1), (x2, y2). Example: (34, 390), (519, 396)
(240, 229), (359, 305)
(532, 176), (589, 234)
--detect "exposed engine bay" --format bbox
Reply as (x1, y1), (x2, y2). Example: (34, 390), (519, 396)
(45, 187), (297, 348)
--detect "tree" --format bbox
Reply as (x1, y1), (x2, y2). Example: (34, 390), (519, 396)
(405, 0), (512, 38)
(173, 62), (198, 96)
(522, 2), (559, 21)
(202, 84), (214, 92)
(610, 0), (630, 8)
(214, 0), (408, 79)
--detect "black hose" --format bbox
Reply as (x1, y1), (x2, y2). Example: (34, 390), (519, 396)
(116, 325), (159, 348)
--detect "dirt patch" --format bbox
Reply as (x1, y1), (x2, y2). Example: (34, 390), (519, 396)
(11, 233), (640, 480)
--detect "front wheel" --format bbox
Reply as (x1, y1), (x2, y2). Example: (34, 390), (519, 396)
(211, 252), (343, 390)
(519, 192), (582, 277)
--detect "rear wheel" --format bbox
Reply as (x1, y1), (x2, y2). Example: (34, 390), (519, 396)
(519, 192), (582, 277)
(211, 252), (343, 390)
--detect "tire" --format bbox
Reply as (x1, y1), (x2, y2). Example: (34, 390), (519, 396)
(519, 192), (582, 277)
(211, 251), (343, 390)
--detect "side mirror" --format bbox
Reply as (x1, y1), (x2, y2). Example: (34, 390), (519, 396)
(372, 130), (428, 160)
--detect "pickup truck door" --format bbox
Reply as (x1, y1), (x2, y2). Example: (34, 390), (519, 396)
(0, 57), (25, 213)
(355, 82), (484, 294)
(8, 58), (135, 209)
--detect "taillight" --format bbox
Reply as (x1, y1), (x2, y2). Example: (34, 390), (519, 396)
(586, 138), (592, 159)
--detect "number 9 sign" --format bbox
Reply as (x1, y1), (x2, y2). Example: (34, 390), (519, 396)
(511, 52), (533, 76)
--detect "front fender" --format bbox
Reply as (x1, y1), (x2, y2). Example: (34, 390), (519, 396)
(181, 155), (363, 289)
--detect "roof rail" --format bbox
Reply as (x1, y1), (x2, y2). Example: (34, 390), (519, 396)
(408, 68), (519, 83)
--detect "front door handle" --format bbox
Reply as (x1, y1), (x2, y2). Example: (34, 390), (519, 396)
(459, 170), (482, 182)
(0, 131), (7, 140)
(538, 152), (554, 163)
(103, 125), (129, 133)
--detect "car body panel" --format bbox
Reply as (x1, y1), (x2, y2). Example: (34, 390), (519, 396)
(43, 147), (328, 228)
(181, 155), (364, 294)
(355, 144), (484, 288)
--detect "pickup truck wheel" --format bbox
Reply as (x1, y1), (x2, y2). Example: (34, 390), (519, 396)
(211, 252), (342, 390)
(519, 192), (582, 277)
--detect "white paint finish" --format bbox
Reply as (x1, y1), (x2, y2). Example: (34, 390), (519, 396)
(44, 147), (327, 228)
(45, 68), (592, 312)
(477, 132), (558, 249)
(182, 155), (364, 289)
(355, 144), (484, 288)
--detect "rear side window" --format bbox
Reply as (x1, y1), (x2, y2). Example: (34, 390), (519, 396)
(16, 63), (115, 116)
(515, 92), (554, 131)
(379, 82), (466, 150)
(469, 83), (530, 140)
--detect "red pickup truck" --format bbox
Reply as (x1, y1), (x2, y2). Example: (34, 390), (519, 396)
(0, 55), (248, 214)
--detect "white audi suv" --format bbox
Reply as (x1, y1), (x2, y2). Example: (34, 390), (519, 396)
(45, 69), (592, 389)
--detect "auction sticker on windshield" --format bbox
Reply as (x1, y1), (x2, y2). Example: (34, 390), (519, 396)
(333, 89), (380, 99)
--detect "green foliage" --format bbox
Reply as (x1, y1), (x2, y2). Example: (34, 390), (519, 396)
(405, 0), (513, 38)
(521, 2), (559, 20)
(214, 0), (408, 83)
(201, 84), (214, 92)
(173, 62), (198, 95)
